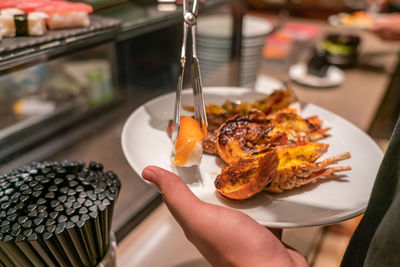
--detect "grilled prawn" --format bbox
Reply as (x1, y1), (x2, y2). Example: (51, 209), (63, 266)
(181, 89), (297, 155)
(214, 142), (351, 199)
(216, 109), (331, 165)
(265, 142), (351, 193)
(216, 110), (283, 164)
(267, 110), (330, 143)
(215, 151), (279, 200)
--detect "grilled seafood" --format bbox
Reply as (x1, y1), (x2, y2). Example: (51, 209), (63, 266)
(166, 89), (351, 199)
(177, 89), (296, 155)
(183, 89), (297, 132)
(207, 88), (296, 116)
(215, 150), (279, 200)
(215, 142), (351, 199)
(202, 130), (218, 155)
(267, 110), (330, 143)
(185, 88), (296, 116)
(216, 109), (331, 164)
(265, 142), (351, 193)
(216, 110), (285, 164)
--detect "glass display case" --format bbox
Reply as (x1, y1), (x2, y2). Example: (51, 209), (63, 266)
(0, 43), (120, 165)
(0, 0), (234, 241)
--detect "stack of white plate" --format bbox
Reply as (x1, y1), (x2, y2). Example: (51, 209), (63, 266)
(197, 14), (273, 88)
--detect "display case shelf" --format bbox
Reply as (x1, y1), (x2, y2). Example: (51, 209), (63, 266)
(0, 0), (232, 165)
(0, 0), (229, 73)
(0, 16), (121, 73)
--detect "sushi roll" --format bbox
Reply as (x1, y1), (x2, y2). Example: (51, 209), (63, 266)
(173, 116), (205, 167)
(36, 1), (93, 30)
(0, 8), (48, 37)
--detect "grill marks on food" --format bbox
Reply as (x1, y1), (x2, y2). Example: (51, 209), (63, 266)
(215, 151), (279, 200)
(217, 110), (279, 164)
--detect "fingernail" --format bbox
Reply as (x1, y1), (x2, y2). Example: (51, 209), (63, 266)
(142, 168), (160, 191)
(142, 168), (156, 181)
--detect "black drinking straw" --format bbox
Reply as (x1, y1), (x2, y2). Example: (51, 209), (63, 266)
(65, 221), (91, 267)
(0, 247), (13, 266)
(100, 201), (110, 250)
(88, 209), (104, 257)
(1, 234), (32, 266)
(27, 233), (58, 267)
(0, 234), (13, 267)
(0, 160), (121, 266)
(76, 219), (97, 266)
(15, 235), (44, 266)
(106, 191), (117, 235)
(42, 232), (70, 266)
(84, 211), (104, 260)
(54, 224), (83, 267)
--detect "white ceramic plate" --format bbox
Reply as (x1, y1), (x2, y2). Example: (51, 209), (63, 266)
(122, 87), (383, 228)
(328, 13), (373, 29)
(254, 74), (285, 93)
(289, 63), (345, 88)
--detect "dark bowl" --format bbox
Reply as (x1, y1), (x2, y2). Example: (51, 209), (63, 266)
(322, 33), (361, 68)
(326, 33), (361, 47)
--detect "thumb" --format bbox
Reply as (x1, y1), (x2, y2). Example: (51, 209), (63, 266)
(142, 166), (201, 224)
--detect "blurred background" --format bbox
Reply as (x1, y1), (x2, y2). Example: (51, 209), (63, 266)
(0, 0), (399, 266)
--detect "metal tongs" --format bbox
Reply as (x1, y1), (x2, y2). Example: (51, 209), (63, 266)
(171, 0), (208, 145)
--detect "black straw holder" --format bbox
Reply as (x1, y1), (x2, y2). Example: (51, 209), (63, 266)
(0, 160), (121, 267)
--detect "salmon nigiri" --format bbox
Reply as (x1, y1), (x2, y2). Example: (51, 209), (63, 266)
(35, 1), (93, 14)
(35, 1), (93, 30)
(173, 116), (205, 167)
(0, 0), (20, 10)
(16, 0), (51, 13)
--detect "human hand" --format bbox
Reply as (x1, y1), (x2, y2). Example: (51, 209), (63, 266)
(142, 166), (308, 267)
(371, 14), (400, 40)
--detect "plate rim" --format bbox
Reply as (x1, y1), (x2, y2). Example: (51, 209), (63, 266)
(121, 86), (383, 228)
(328, 13), (371, 30)
(121, 87), (251, 182)
(289, 63), (345, 88)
